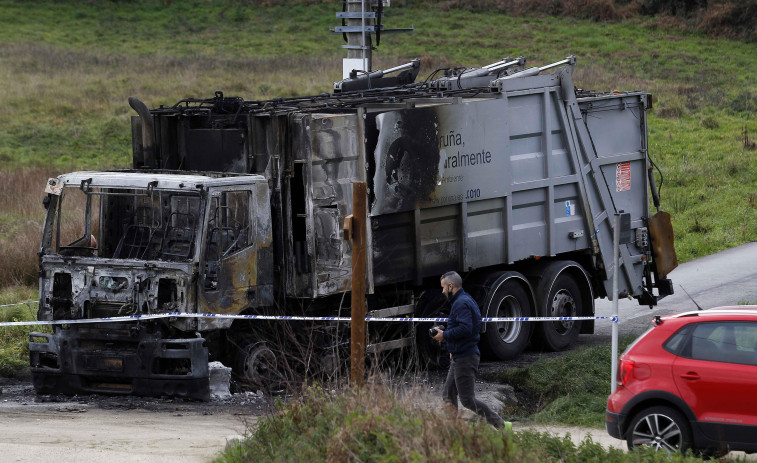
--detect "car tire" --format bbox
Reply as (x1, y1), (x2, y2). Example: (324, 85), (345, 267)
(626, 405), (693, 453)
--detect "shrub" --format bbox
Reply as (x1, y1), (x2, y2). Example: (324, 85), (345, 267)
(698, 0), (757, 42)
(700, 116), (719, 129)
(0, 168), (58, 288)
(216, 383), (519, 463)
(215, 381), (712, 463)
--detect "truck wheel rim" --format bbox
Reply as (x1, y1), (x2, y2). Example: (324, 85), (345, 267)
(243, 344), (277, 387)
(495, 295), (522, 343)
(630, 413), (682, 452)
(549, 290), (575, 334)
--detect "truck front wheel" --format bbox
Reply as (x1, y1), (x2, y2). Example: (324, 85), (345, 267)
(233, 340), (287, 394)
(481, 273), (533, 360)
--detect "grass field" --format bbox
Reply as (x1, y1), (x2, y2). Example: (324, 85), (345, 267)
(485, 336), (638, 428)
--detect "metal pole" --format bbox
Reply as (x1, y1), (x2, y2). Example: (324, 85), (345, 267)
(361, 0), (366, 73)
(611, 213), (620, 394)
(350, 181), (367, 388)
(347, 1), (372, 72)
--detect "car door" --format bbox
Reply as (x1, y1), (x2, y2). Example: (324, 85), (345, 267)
(671, 321), (757, 443)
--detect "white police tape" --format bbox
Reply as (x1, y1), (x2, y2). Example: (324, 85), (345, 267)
(0, 300), (37, 309)
(0, 311), (619, 327)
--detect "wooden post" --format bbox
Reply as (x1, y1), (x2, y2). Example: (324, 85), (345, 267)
(346, 181), (367, 388)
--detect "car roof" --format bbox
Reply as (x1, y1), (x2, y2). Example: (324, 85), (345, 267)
(665, 306), (757, 321)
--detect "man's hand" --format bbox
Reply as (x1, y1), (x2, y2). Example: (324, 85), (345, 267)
(432, 327), (444, 343)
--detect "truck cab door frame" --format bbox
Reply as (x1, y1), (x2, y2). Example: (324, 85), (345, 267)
(199, 186), (259, 316)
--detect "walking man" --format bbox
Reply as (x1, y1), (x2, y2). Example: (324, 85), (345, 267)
(433, 271), (511, 431)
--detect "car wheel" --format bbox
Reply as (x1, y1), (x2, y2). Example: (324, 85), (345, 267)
(626, 406), (693, 453)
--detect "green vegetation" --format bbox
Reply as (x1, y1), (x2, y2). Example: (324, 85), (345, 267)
(486, 336), (638, 428)
(0, 286), (41, 378)
(215, 382), (711, 463)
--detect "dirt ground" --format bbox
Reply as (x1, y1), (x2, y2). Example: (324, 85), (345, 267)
(1, 372), (753, 462)
(0, 364), (624, 463)
(0, 380), (267, 463)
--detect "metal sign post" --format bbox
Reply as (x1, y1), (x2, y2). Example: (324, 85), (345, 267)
(344, 181), (367, 388)
(333, 1), (413, 79)
(347, 0), (372, 74)
(610, 213), (620, 394)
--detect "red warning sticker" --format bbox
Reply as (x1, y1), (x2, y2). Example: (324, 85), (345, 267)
(616, 162), (631, 192)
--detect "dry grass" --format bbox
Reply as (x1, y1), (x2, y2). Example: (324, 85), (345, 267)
(0, 168), (58, 287)
(424, 0), (637, 20)
(411, 0), (756, 40)
(0, 42), (446, 169)
(0, 42), (343, 121)
(0, 41), (485, 121)
(0, 42), (346, 169)
(0, 166), (105, 288)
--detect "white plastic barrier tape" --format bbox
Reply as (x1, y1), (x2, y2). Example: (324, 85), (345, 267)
(0, 310), (619, 327)
(0, 300), (37, 309)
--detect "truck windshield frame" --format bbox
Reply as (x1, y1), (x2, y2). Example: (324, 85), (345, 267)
(45, 185), (204, 262)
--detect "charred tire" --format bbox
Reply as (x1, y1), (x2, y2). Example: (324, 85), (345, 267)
(481, 274), (533, 361)
(626, 406), (692, 453)
(533, 272), (583, 351)
(233, 340), (286, 394)
(414, 291), (450, 370)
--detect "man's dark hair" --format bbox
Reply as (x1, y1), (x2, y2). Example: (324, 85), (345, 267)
(440, 271), (462, 289)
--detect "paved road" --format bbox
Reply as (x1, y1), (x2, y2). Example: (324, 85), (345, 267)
(0, 402), (247, 463)
(595, 241), (757, 337)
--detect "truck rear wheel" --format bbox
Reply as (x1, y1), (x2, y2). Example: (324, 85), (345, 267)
(481, 273), (533, 360)
(533, 273), (583, 351)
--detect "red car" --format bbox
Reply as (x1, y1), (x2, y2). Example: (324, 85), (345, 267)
(606, 306), (757, 454)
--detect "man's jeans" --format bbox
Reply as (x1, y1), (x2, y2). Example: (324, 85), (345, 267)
(442, 353), (505, 428)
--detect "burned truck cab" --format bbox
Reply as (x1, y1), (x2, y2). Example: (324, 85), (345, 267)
(31, 171), (272, 399)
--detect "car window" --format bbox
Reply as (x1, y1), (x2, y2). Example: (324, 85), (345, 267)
(623, 327), (654, 355)
(688, 321), (757, 366)
(663, 325), (692, 356)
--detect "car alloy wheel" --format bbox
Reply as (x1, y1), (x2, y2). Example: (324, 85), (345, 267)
(626, 406), (692, 453)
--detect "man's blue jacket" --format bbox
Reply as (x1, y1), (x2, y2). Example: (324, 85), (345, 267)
(442, 289), (482, 359)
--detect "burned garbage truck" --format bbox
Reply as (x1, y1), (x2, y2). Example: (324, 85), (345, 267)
(31, 56), (677, 399)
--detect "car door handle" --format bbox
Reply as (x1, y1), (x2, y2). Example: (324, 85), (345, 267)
(680, 372), (700, 380)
